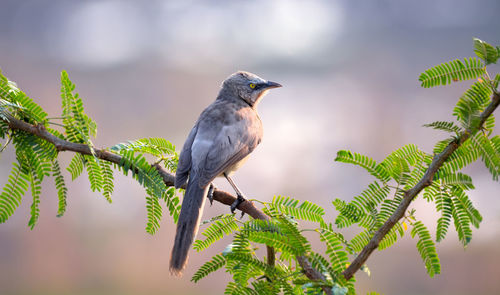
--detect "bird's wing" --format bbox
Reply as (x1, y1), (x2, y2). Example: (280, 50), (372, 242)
(175, 123), (198, 188)
(198, 119), (261, 187)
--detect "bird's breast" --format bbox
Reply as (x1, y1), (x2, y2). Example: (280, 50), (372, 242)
(223, 154), (251, 176)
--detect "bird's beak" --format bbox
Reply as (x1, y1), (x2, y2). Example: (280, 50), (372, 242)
(263, 81), (282, 89)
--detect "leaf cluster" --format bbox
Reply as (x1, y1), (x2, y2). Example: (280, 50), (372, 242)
(192, 196), (355, 294)
(0, 70), (180, 233)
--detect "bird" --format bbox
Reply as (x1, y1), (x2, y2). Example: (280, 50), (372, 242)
(170, 71), (282, 276)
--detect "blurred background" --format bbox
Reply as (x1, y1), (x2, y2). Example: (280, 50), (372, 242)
(1, 0), (499, 294)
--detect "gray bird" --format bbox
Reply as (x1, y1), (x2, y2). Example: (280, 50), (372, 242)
(170, 71), (282, 275)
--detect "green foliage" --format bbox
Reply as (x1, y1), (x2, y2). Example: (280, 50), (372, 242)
(84, 155), (104, 193)
(327, 38), (497, 291)
(439, 140), (479, 175)
(411, 221), (440, 277)
(268, 195), (325, 223)
(60, 71), (96, 145)
(0, 69), (47, 124)
(318, 224), (350, 274)
(52, 159), (68, 217)
(100, 160), (114, 202)
(243, 218), (309, 256)
(470, 132), (500, 180)
(192, 254), (226, 283)
(191, 197), (354, 294)
(162, 187), (180, 223)
(67, 153), (84, 180)
(26, 157), (42, 230)
(12, 133), (53, 228)
(0, 162), (29, 223)
(145, 194), (162, 234)
(115, 149), (180, 233)
(493, 74), (500, 90)
(418, 57), (485, 88)
(473, 38), (499, 65)
(423, 121), (462, 134)
(0, 70), (61, 227)
(112, 138), (181, 228)
(435, 192), (452, 242)
(112, 137), (176, 159)
(335, 150), (388, 181)
(453, 80), (492, 130)
(194, 214), (239, 252)
(0, 68), (180, 232)
(438, 172), (474, 190)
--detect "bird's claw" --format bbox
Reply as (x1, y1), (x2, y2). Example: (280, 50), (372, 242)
(230, 194), (246, 216)
(207, 184), (215, 206)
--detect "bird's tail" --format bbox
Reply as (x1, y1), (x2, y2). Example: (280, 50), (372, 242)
(170, 176), (208, 276)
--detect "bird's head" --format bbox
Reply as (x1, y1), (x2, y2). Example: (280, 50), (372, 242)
(221, 71), (282, 107)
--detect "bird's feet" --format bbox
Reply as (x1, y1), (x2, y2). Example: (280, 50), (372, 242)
(207, 184), (215, 206)
(230, 194), (246, 215)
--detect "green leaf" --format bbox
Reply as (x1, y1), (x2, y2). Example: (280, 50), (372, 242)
(194, 214), (239, 252)
(243, 219), (309, 256)
(473, 38), (499, 65)
(0, 162), (29, 223)
(411, 221), (440, 277)
(453, 80), (492, 129)
(115, 149), (178, 232)
(100, 159), (114, 203)
(84, 155), (103, 193)
(423, 121), (462, 134)
(52, 159), (68, 217)
(269, 195), (325, 222)
(350, 182), (390, 216)
(224, 282), (260, 295)
(378, 223), (404, 250)
(470, 133), (500, 180)
(111, 137), (176, 158)
(419, 57), (485, 88)
(403, 150), (429, 190)
(60, 70), (96, 147)
(67, 153), (84, 180)
(438, 172), (474, 190)
(0, 70), (47, 124)
(377, 194), (403, 228)
(378, 144), (422, 184)
(493, 74), (500, 90)
(454, 188), (482, 228)
(435, 193), (452, 242)
(225, 252), (278, 279)
(192, 254), (226, 283)
(27, 165), (42, 230)
(308, 252), (336, 281)
(162, 187), (180, 223)
(332, 198), (363, 228)
(439, 140), (480, 175)
(318, 226), (350, 274)
(335, 150), (388, 181)
(145, 194), (162, 234)
(451, 194), (473, 247)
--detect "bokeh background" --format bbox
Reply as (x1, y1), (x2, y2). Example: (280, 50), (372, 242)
(1, 0), (500, 294)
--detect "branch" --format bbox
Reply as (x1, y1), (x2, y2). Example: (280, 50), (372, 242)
(342, 91), (500, 280)
(3, 114), (332, 294)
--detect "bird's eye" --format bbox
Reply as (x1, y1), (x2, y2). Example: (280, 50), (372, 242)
(249, 83), (256, 89)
